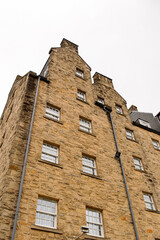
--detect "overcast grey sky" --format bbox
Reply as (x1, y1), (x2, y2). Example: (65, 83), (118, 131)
(0, 0), (160, 116)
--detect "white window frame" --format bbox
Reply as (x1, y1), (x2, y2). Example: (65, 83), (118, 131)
(76, 68), (84, 78)
(80, 118), (92, 133)
(116, 105), (123, 114)
(82, 155), (97, 175)
(45, 105), (60, 121)
(35, 197), (57, 229)
(86, 208), (104, 237)
(126, 129), (135, 140)
(77, 90), (86, 102)
(133, 157), (143, 171)
(152, 139), (160, 150)
(143, 193), (156, 211)
(41, 143), (58, 164)
(139, 119), (151, 128)
(97, 97), (104, 105)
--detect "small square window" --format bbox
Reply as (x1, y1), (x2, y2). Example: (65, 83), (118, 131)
(126, 129), (135, 140)
(139, 119), (151, 128)
(35, 197), (57, 229)
(82, 155), (97, 175)
(86, 208), (104, 237)
(143, 193), (156, 211)
(77, 90), (86, 101)
(116, 105), (123, 114)
(152, 139), (160, 150)
(76, 68), (84, 78)
(97, 97), (104, 105)
(41, 143), (58, 164)
(133, 157), (143, 171)
(80, 118), (92, 133)
(45, 105), (60, 121)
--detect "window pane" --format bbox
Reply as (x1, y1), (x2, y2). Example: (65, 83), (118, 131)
(41, 143), (58, 163)
(97, 97), (104, 104)
(36, 197), (57, 228)
(82, 156), (96, 175)
(78, 90), (86, 101)
(46, 105), (60, 120)
(116, 105), (123, 114)
(76, 69), (84, 78)
(143, 193), (155, 210)
(80, 118), (91, 133)
(86, 209), (103, 237)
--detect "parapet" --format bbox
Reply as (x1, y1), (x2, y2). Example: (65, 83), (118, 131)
(60, 38), (79, 54)
(93, 72), (114, 88)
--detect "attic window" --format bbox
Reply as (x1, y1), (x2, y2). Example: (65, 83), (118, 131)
(76, 68), (84, 78)
(138, 119), (151, 128)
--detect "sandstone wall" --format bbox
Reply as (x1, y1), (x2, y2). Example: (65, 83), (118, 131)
(0, 72), (37, 239)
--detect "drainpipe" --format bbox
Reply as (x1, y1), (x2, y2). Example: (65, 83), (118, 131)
(95, 101), (139, 240)
(11, 75), (41, 240)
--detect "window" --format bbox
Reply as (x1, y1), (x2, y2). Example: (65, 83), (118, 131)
(35, 197), (57, 228)
(77, 90), (86, 101)
(79, 118), (92, 133)
(76, 68), (84, 78)
(152, 139), (160, 150)
(139, 119), (151, 128)
(126, 129), (135, 140)
(86, 208), (104, 237)
(97, 97), (104, 105)
(41, 143), (58, 164)
(143, 193), (155, 211)
(43, 66), (48, 77)
(45, 105), (60, 121)
(133, 157), (143, 171)
(116, 105), (123, 114)
(82, 155), (97, 175)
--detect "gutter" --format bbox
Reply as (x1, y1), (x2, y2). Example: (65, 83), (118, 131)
(95, 101), (139, 240)
(11, 75), (42, 240)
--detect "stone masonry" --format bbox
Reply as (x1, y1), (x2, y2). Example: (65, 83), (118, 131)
(0, 39), (160, 240)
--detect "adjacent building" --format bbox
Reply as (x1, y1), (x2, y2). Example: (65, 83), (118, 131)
(0, 39), (160, 240)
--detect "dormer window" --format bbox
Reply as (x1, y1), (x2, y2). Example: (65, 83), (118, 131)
(76, 68), (84, 78)
(138, 119), (151, 128)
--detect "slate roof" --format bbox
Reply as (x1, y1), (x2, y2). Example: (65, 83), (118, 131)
(130, 111), (160, 134)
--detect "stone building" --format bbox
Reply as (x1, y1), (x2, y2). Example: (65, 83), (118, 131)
(0, 39), (160, 240)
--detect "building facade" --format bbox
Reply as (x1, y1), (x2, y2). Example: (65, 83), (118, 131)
(0, 39), (160, 240)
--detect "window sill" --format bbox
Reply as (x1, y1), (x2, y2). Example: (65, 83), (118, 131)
(78, 129), (96, 137)
(153, 147), (160, 152)
(116, 112), (125, 117)
(76, 98), (90, 105)
(81, 171), (102, 180)
(38, 159), (63, 169)
(84, 235), (105, 240)
(146, 209), (160, 214)
(31, 224), (63, 234)
(126, 137), (138, 143)
(43, 116), (63, 125)
(134, 169), (145, 173)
